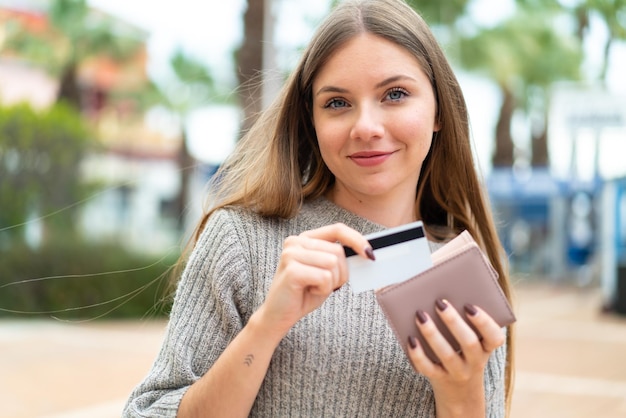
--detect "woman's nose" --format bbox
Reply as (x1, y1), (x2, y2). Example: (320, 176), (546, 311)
(350, 104), (384, 141)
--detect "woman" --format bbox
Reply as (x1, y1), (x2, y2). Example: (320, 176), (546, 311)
(123, 0), (515, 416)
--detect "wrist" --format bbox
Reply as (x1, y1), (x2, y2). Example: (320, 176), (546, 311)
(433, 378), (485, 418)
(248, 305), (291, 344)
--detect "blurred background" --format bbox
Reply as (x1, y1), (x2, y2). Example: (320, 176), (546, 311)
(0, 0), (625, 417)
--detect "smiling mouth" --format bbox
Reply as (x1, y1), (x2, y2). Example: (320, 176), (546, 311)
(348, 151), (395, 167)
(350, 151), (393, 159)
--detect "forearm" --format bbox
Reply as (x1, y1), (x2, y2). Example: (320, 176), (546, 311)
(178, 309), (286, 418)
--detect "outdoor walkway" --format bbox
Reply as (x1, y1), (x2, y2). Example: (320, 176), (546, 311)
(1, 280), (625, 417)
(510, 279), (626, 417)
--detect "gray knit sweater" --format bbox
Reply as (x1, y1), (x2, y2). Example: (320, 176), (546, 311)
(123, 197), (506, 417)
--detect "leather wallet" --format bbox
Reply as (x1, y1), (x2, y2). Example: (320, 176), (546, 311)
(375, 230), (516, 364)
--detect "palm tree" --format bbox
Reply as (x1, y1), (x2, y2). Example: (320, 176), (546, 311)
(237, 0), (267, 138)
(457, 8), (582, 167)
(3, 0), (145, 110)
(575, 0), (626, 84)
(155, 48), (234, 230)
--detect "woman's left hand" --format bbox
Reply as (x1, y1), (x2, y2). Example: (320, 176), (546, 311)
(406, 300), (505, 417)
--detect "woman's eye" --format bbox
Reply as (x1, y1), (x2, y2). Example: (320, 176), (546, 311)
(325, 98), (348, 109)
(386, 88), (408, 101)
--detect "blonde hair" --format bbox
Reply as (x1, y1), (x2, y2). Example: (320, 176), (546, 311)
(191, 0), (515, 412)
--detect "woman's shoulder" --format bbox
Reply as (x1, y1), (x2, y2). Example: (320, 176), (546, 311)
(197, 205), (303, 251)
(197, 196), (390, 245)
(208, 205), (296, 231)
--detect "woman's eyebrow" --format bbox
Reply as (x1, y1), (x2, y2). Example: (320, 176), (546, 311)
(315, 86), (349, 97)
(315, 75), (418, 97)
(375, 75), (417, 89)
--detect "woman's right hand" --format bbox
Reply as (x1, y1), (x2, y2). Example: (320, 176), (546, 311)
(256, 223), (374, 337)
(178, 223), (372, 418)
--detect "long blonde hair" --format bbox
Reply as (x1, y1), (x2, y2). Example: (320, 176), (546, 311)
(191, 0), (515, 411)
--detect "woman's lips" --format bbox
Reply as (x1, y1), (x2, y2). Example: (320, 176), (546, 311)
(349, 151), (394, 167)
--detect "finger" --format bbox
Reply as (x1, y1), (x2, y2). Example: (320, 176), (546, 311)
(415, 310), (464, 370)
(282, 239), (341, 275)
(284, 236), (347, 290)
(434, 299), (484, 361)
(299, 264), (336, 296)
(299, 236), (351, 290)
(406, 335), (444, 378)
(463, 304), (506, 352)
(278, 254), (338, 296)
(296, 234), (347, 258)
(300, 223), (374, 261)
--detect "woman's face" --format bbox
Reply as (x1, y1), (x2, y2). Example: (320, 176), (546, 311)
(312, 33), (439, 207)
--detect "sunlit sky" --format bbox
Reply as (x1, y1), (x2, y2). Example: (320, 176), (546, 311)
(85, 0), (626, 178)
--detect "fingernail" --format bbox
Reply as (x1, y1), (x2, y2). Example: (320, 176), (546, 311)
(408, 336), (418, 349)
(435, 298), (448, 311)
(415, 310), (428, 324)
(365, 246), (376, 261)
(464, 304), (478, 316)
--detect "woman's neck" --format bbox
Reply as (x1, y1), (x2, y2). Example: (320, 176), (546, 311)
(325, 187), (417, 228)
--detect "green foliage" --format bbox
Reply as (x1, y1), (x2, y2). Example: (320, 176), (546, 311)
(8, 0), (144, 69)
(458, 10), (582, 92)
(405, 0), (471, 26)
(586, 0), (626, 39)
(579, 0), (626, 80)
(2, 0), (146, 107)
(49, 0), (143, 63)
(171, 49), (216, 88)
(2, 19), (63, 73)
(156, 48), (233, 115)
(0, 103), (94, 243)
(0, 236), (178, 320)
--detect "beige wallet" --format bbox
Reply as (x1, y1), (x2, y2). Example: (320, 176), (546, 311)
(375, 230), (516, 364)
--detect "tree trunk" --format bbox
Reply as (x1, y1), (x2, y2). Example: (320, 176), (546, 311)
(176, 128), (194, 232)
(492, 86), (515, 167)
(574, 5), (589, 40)
(237, 0), (266, 139)
(56, 64), (82, 109)
(599, 35), (613, 85)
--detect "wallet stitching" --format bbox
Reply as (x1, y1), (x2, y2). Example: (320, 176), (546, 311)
(375, 239), (515, 364)
(377, 302), (410, 353)
(377, 246), (515, 320)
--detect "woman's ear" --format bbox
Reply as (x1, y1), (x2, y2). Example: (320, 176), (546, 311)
(433, 115), (442, 133)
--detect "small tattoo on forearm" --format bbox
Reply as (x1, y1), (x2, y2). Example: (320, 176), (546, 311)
(244, 354), (254, 366)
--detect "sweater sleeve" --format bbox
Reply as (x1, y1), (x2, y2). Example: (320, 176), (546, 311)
(484, 338), (508, 417)
(122, 209), (252, 417)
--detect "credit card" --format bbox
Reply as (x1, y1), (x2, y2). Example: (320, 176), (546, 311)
(345, 221), (432, 293)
